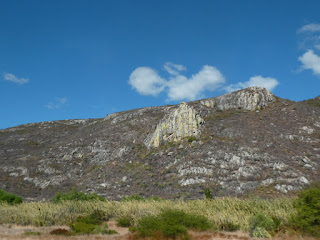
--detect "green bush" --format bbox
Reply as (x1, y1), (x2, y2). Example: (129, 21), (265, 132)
(204, 188), (213, 200)
(218, 221), (240, 232)
(69, 210), (116, 235)
(51, 189), (105, 203)
(134, 209), (212, 239)
(121, 194), (145, 202)
(0, 189), (23, 205)
(188, 136), (196, 143)
(290, 183), (320, 237)
(87, 209), (108, 223)
(70, 221), (97, 234)
(93, 222), (117, 234)
(251, 227), (271, 238)
(249, 213), (276, 237)
(117, 216), (132, 227)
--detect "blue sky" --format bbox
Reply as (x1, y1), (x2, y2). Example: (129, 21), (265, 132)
(1, 0), (320, 129)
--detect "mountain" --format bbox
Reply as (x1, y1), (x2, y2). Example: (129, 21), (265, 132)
(0, 87), (319, 201)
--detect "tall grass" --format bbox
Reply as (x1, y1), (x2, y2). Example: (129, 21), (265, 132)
(0, 197), (294, 230)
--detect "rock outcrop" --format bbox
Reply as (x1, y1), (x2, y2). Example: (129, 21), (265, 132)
(146, 102), (204, 148)
(200, 87), (275, 110)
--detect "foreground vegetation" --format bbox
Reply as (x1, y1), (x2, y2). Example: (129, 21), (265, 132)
(1, 184), (320, 238)
(0, 196), (293, 230)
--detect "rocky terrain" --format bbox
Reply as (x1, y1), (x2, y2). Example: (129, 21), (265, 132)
(0, 87), (319, 201)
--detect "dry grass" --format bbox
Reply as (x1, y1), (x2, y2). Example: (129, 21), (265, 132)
(0, 197), (294, 230)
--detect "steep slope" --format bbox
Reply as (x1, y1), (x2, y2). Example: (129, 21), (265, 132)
(0, 87), (319, 200)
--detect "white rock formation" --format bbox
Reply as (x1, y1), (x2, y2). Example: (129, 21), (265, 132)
(200, 87), (275, 110)
(146, 102), (204, 148)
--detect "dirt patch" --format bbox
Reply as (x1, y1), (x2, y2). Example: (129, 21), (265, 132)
(0, 221), (130, 240)
(0, 224), (318, 240)
(189, 231), (250, 240)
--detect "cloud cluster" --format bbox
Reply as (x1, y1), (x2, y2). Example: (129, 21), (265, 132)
(3, 73), (29, 84)
(129, 63), (281, 101)
(225, 75), (279, 93)
(299, 50), (320, 76)
(129, 67), (165, 96)
(45, 97), (67, 109)
(129, 63), (225, 101)
(298, 23), (320, 77)
(298, 23), (320, 33)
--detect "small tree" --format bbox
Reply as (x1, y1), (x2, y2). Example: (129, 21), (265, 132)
(290, 183), (320, 237)
(204, 188), (213, 200)
(249, 213), (276, 238)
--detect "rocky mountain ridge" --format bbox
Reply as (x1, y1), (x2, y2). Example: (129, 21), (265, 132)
(0, 87), (319, 201)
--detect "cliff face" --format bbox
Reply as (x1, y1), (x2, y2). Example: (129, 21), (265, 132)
(200, 86), (276, 110)
(0, 87), (319, 200)
(146, 102), (204, 148)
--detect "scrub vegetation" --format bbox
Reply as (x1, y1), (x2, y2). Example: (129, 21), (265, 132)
(1, 185), (320, 239)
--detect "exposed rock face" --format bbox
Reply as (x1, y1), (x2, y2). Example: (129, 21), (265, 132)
(146, 102), (204, 148)
(200, 87), (275, 110)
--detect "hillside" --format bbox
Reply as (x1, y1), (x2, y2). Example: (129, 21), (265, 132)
(0, 87), (319, 201)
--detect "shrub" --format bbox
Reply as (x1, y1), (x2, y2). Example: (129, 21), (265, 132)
(87, 209), (108, 223)
(290, 183), (320, 237)
(251, 227), (271, 238)
(50, 228), (72, 235)
(121, 194), (145, 202)
(249, 213), (276, 237)
(136, 214), (188, 239)
(51, 189), (105, 203)
(0, 189), (23, 205)
(93, 222), (118, 234)
(218, 221), (240, 232)
(69, 210), (116, 235)
(188, 136), (196, 143)
(72, 210), (107, 226)
(134, 209), (212, 239)
(69, 221), (97, 234)
(117, 216), (132, 227)
(204, 188), (213, 200)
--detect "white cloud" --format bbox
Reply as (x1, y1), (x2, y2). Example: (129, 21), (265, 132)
(129, 67), (165, 96)
(297, 23), (320, 51)
(298, 23), (320, 33)
(166, 65), (225, 101)
(45, 97), (68, 109)
(163, 62), (186, 76)
(298, 50), (320, 76)
(129, 64), (225, 101)
(225, 75), (279, 92)
(3, 73), (29, 84)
